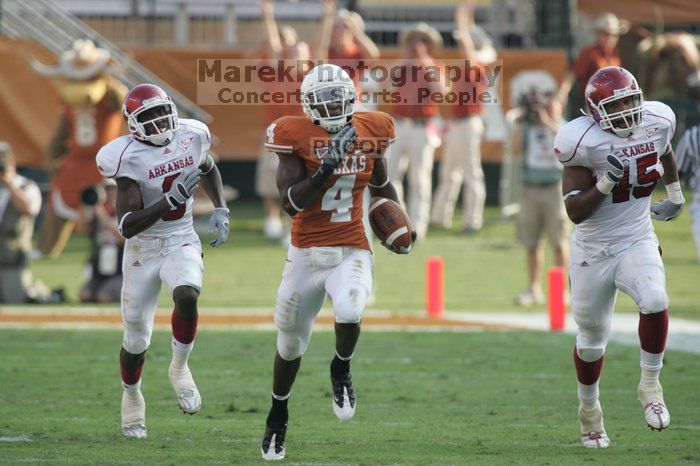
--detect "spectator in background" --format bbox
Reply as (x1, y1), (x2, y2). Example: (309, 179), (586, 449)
(0, 143), (64, 303)
(387, 23), (447, 240)
(676, 124), (700, 261)
(557, 13), (628, 109)
(75, 179), (124, 303)
(256, 0), (311, 243)
(319, 0), (380, 93)
(31, 39), (126, 258)
(508, 85), (569, 306)
(431, 0), (496, 234)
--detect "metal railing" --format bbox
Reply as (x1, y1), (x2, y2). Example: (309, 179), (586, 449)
(0, 0), (211, 122)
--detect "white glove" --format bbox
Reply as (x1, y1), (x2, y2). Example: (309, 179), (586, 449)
(166, 168), (200, 208)
(208, 207), (230, 247)
(651, 182), (685, 221)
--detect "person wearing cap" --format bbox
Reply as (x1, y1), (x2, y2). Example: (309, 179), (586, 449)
(256, 0), (311, 244)
(319, 0), (380, 93)
(0, 143), (63, 303)
(75, 179), (124, 303)
(387, 22), (447, 240)
(430, 0), (496, 233)
(557, 12), (628, 108)
(30, 39), (127, 258)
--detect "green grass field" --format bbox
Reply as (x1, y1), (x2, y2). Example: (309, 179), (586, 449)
(3, 197), (698, 464)
(30, 197), (700, 319)
(1, 329), (699, 465)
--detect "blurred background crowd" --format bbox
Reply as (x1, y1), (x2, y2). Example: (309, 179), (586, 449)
(0, 0), (699, 305)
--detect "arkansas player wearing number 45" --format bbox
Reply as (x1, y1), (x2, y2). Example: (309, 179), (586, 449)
(260, 64), (415, 461)
(95, 84), (230, 439)
(554, 66), (685, 448)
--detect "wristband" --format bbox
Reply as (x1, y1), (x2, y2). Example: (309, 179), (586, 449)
(666, 181), (685, 204)
(309, 165), (334, 189)
(595, 176), (617, 195)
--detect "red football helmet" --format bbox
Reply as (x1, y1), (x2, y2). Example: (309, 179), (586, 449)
(122, 84), (179, 146)
(585, 66), (644, 138)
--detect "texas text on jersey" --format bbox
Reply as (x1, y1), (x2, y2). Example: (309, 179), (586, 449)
(96, 118), (211, 238)
(554, 100), (676, 243)
(265, 111), (396, 250)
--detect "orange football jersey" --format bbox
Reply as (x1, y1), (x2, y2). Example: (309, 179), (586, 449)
(265, 111), (396, 250)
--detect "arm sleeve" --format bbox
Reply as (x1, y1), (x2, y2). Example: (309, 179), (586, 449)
(96, 138), (136, 179)
(264, 118), (295, 154)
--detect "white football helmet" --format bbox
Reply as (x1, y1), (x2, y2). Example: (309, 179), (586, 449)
(300, 64), (356, 133)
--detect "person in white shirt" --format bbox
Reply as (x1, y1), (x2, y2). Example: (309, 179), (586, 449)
(96, 84), (230, 439)
(555, 66), (684, 448)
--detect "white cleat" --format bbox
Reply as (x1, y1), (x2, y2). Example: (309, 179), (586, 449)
(261, 424), (287, 461)
(639, 383), (670, 431)
(579, 401), (610, 448)
(331, 373), (356, 421)
(168, 363), (201, 414)
(121, 390), (147, 439)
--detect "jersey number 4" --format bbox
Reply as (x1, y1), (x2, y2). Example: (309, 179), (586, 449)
(161, 173), (186, 221)
(321, 175), (356, 222)
(612, 153), (661, 204)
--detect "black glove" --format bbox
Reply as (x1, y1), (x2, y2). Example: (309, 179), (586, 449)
(310, 124), (356, 188)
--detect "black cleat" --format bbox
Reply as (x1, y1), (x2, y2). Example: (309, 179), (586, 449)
(331, 372), (356, 421)
(261, 422), (287, 461)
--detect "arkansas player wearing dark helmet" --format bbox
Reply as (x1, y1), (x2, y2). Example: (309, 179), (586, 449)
(554, 67), (685, 448)
(96, 84), (230, 438)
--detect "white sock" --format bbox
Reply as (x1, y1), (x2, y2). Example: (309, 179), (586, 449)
(640, 368), (661, 389)
(171, 338), (194, 369)
(640, 349), (664, 372)
(122, 379), (142, 393)
(578, 382), (599, 408)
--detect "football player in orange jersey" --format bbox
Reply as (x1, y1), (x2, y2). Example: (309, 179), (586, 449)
(260, 64), (415, 460)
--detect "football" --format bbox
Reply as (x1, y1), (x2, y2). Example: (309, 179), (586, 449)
(368, 197), (413, 249)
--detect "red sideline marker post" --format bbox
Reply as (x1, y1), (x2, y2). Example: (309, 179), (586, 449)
(426, 257), (444, 317)
(548, 266), (566, 331)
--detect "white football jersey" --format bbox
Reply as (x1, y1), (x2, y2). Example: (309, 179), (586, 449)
(96, 119), (211, 238)
(554, 101), (676, 243)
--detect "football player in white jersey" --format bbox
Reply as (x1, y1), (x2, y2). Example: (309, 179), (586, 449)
(95, 84), (230, 438)
(554, 67), (685, 448)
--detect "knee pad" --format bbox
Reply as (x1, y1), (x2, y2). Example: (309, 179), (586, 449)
(333, 286), (368, 324)
(638, 287), (669, 314)
(123, 321), (151, 355)
(576, 327), (608, 362)
(276, 330), (310, 361)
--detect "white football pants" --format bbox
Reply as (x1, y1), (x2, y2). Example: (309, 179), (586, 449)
(274, 245), (373, 361)
(569, 234), (668, 362)
(120, 232), (204, 355)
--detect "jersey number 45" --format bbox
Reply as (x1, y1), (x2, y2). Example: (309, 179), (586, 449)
(612, 153), (661, 204)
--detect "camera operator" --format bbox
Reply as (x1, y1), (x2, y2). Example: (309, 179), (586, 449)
(510, 91), (570, 306)
(75, 179), (124, 303)
(0, 143), (64, 303)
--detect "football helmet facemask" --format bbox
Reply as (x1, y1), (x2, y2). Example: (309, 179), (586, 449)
(586, 66), (644, 138)
(301, 64), (356, 133)
(123, 83), (180, 146)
